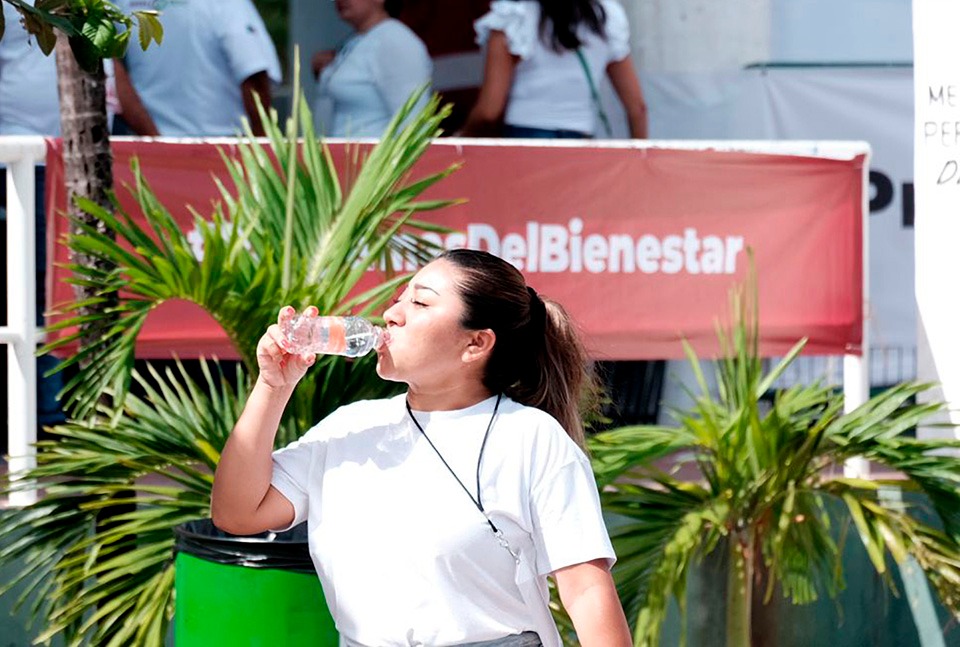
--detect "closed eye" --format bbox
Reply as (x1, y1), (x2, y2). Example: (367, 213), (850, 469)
(390, 294), (426, 307)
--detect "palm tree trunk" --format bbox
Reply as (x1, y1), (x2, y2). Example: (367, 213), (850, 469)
(54, 33), (132, 646)
(726, 532), (754, 647)
(54, 34), (118, 361)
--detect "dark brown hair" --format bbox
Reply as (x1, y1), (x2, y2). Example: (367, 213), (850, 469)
(537, 0), (606, 52)
(439, 249), (598, 448)
(384, 0), (402, 18)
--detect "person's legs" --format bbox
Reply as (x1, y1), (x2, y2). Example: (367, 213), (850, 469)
(0, 165), (48, 325)
(34, 165), (65, 427)
(35, 165), (46, 327)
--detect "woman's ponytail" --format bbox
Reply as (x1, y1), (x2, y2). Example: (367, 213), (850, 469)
(440, 249), (599, 449)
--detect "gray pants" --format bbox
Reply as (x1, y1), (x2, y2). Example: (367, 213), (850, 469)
(342, 632), (542, 647)
(462, 632), (542, 647)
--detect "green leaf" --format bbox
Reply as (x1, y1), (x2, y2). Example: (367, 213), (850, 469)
(81, 12), (118, 55)
(133, 10), (163, 50)
(105, 25), (130, 58)
(68, 33), (100, 73)
(756, 337), (807, 397)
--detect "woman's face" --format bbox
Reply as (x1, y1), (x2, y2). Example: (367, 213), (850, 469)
(333, 0), (386, 30)
(376, 259), (480, 389)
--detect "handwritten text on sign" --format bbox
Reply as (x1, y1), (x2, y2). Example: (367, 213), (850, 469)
(923, 85), (960, 184)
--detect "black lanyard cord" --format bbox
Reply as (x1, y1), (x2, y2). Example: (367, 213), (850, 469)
(405, 393), (503, 535)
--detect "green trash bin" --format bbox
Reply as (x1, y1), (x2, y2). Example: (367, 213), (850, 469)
(174, 519), (337, 646)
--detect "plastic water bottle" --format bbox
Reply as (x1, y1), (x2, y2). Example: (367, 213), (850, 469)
(280, 315), (384, 358)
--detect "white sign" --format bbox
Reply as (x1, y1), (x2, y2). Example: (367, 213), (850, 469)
(913, 0), (960, 433)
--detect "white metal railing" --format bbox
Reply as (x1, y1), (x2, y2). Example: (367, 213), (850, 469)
(0, 135), (45, 506)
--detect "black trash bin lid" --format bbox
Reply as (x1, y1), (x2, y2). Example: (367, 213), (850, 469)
(174, 519), (315, 573)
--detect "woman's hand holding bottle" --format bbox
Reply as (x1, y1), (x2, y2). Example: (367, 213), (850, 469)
(257, 306), (318, 389)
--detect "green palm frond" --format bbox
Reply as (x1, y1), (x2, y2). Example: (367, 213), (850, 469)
(589, 275), (960, 646)
(589, 424), (699, 488)
(759, 486), (842, 605)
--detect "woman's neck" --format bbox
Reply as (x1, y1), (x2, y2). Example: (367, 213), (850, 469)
(354, 11), (389, 34)
(406, 382), (494, 412)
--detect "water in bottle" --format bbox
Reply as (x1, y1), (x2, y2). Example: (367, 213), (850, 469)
(281, 315), (384, 358)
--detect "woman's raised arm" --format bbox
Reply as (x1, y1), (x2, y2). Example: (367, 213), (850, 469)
(211, 307), (316, 534)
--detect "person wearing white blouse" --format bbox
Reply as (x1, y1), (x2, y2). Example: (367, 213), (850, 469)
(462, 0), (647, 139)
(312, 0), (432, 138)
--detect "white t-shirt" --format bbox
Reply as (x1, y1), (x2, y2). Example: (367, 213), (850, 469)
(0, 3), (60, 135)
(271, 394), (615, 647)
(475, 0), (630, 135)
(314, 19), (432, 138)
(118, 0), (281, 136)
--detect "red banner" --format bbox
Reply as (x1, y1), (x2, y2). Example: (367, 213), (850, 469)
(45, 140), (865, 360)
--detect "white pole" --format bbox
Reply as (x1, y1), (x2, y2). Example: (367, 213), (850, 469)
(843, 150), (872, 478)
(842, 355), (870, 478)
(5, 158), (38, 506)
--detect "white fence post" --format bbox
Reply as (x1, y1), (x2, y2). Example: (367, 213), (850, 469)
(1, 137), (45, 506)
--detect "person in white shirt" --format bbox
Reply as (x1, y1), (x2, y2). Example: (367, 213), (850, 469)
(312, 0), (432, 138)
(462, 0), (647, 139)
(211, 249), (632, 647)
(113, 0), (281, 137)
(0, 3), (60, 137)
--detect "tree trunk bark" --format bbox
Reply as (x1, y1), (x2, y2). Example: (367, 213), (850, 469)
(726, 531), (754, 647)
(55, 36), (132, 645)
(54, 34), (118, 362)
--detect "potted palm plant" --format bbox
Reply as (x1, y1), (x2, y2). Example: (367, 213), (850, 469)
(0, 78), (458, 645)
(587, 281), (960, 647)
